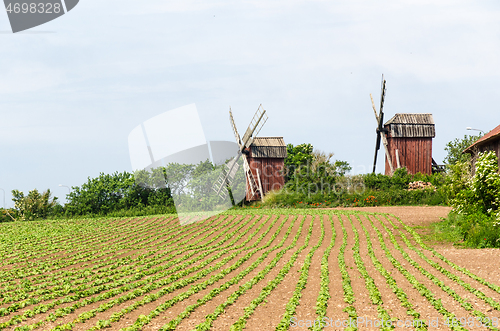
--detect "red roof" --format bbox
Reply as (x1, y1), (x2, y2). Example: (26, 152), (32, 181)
(463, 124), (500, 153)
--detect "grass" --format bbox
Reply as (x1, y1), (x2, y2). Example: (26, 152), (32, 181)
(415, 217), (464, 248)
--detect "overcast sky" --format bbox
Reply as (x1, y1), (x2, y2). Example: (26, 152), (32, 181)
(0, 0), (498, 207)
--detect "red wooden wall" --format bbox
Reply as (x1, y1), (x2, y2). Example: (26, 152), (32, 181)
(385, 137), (433, 175)
(246, 157), (285, 201)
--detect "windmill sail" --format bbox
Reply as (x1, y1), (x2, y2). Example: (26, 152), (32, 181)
(371, 76), (394, 174)
(229, 109), (242, 147)
(213, 153), (242, 199)
(213, 105), (267, 201)
(241, 105), (267, 148)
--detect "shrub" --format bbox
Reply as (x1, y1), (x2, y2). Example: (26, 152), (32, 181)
(258, 184), (447, 209)
(450, 151), (500, 219)
(446, 211), (500, 248)
(362, 168), (445, 191)
(0, 208), (17, 222)
(65, 170), (175, 217)
(444, 151), (500, 247)
(472, 151), (500, 217)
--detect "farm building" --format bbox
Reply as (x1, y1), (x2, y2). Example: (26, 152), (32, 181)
(246, 137), (287, 201)
(383, 113), (435, 175)
(463, 124), (500, 170)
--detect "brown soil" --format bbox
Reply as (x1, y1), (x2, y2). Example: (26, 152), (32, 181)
(335, 206), (454, 248)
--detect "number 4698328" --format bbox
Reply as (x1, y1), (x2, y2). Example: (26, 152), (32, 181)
(5, 3), (62, 14)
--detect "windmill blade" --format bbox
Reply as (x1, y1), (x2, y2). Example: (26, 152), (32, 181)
(241, 104), (268, 148)
(379, 76), (386, 115)
(377, 76), (394, 174)
(213, 153), (242, 199)
(213, 172), (229, 200)
(372, 138), (379, 173)
(378, 110), (384, 132)
(213, 162), (238, 199)
(372, 92), (385, 143)
(242, 153), (251, 173)
(378, 77), (386, 133)
(229, 108), (243, 149)
(226, 157), (240, 179)
(370, 94), (379, 123)
(371, 93), (382, 173)
(375, 131), (381, 151)
(370, 77), (387, 173)
(372, 121), (383, 173)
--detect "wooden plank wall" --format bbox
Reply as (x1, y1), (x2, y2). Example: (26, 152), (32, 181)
(385, 137), (433, 175)
(246, 157), (285, 201)
(493, 140), (500, 169)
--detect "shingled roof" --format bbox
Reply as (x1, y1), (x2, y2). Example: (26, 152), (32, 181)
(250, 137), (287, 158)
(384, 113), (435, 138)
(463, 124), (500, 154)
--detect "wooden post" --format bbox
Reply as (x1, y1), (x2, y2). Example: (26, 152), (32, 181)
(396, 149), (401, 169)
(381, 133), (394, 175)
(256, 168), (264, 201)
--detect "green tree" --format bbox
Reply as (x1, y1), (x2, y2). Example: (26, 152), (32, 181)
(11, 189), (58, 221)
(283, 144), (351, 194)
(444, 134), (482, 166)
(284, 143), (314, 183)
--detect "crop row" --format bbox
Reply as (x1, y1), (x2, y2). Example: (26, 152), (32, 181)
(2, 209), (500, 330)
(0, 215), (266, 330)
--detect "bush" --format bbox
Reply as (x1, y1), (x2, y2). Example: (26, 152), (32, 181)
(362, 168), (446, 191)
(65, 171), (175, 217)
(450, 151), (500, 219)
(0, 208), (17, 222)
(258, 184), (447, 209)
(472, 151), (500, 216)
(446, 211), (500, 248)
(63, 160), (237, 218)
(444, 151), (500, 247)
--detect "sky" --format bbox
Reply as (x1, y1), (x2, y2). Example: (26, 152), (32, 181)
(0, 0), (498, 207)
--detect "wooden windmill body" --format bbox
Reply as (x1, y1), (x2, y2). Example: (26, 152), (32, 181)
(371, 77), (437, 175)
(383, 113), (435, 175)
(246, 137), (287, 201)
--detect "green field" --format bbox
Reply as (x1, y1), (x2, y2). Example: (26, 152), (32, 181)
(0, 209), (499, 330)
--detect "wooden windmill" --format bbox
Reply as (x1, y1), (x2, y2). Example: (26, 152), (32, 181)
(213, 105), (268, 202)
(371, 76), (437, 175)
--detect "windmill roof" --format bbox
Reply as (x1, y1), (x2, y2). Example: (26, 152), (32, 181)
(384, 113), (435, 138)
(251, 137), (286, 147)
(384, 113), (435, 125)
(249, 137), (287, 158)
(463, 124), (500, 153)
